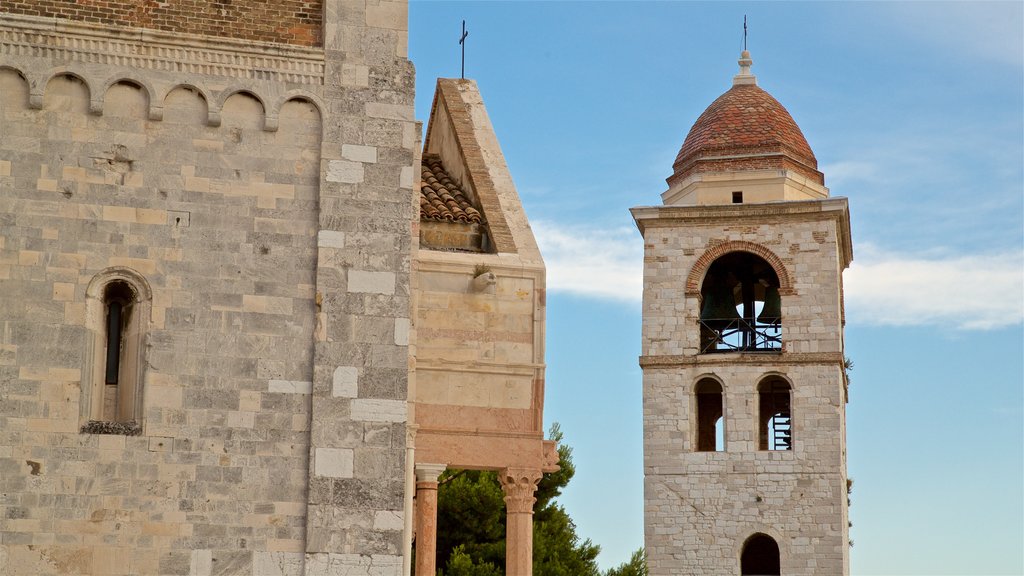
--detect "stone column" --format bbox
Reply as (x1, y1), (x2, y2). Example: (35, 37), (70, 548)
(499, 468), (543, 576)
(414, 463), (446, 576)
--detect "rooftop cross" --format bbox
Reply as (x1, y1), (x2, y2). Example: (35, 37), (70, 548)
(459, 20), (469, 79)
(743, 15), (748, 51)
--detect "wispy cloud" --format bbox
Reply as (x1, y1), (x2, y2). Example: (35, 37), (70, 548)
(534, 222), (1024, 331)
(879, 2), (1024, 67)
(844, 246), (1024, 330)
(818, 160), (879, 189)
(532, 220), (643, 303)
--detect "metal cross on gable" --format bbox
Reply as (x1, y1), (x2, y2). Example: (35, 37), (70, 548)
(459, 20), (469, 79)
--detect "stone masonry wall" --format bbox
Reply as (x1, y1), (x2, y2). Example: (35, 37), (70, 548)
(643, 365), (847, 574)
(2, 1), (322, 46)
(413, 258), (545, 458)
(0, 69), (320, 576)
(1, 3), (417, 574)
(637, 203), (850, 575)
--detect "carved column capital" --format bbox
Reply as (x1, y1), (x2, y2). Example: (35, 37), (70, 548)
(499, 468), (543, 514)
(415, 462), (446, 485)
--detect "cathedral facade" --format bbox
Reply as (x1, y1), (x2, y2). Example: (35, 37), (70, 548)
(0, 2), (552, 575)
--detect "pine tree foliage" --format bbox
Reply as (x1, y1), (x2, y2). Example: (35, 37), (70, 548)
(604, 548), (648, 576)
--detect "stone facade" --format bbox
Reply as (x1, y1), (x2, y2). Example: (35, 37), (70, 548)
(0, 2), (416, 574)
(634, 53), (852, 575)
(410, 79), (557, 576)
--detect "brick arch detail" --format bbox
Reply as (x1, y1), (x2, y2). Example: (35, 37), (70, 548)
(685, 241), (794, 296)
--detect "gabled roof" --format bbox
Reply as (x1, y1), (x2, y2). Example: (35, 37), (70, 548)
(421, 78), (542, 263)
(420, 154), (482, 224)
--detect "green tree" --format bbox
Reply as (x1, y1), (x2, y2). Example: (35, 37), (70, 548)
(604, 548), (647, 576)
(431, 424), (602, 576)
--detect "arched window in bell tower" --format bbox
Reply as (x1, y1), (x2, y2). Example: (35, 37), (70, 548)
(695, 378), (724, 451)
(698, 251), (782, 353)
(740, 533), (781, 575)
(757, 378), (792, 451)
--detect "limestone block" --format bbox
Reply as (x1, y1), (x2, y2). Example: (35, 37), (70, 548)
(326, 160), (364, 183)
(304, 553), (402, 576)
(268, 380), (313, 394)
(372, 510), (404, 531)
(332, 366), (359, 398)
(365, 102), (414, 122)
(318, 230), (345, 248)
(190, 549), (212, 576)
(341, 64), (370, 88)
(314, 448), (354, 479)
(348, 270), (396, 295)
(350, 399), (406, 423)
(393, 318), (409, 346)
(342, 144), (378, 164)
(252, 551), (304, 576)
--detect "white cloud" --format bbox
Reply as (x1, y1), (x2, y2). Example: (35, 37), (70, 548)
(818, 161), (879, 189)
(533, 221), (1023, 331)
(844, 246), (1024, 330)
(532, 220), (643, 302)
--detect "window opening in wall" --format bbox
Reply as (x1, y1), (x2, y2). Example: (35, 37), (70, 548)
(732, 191), (743, 203)
(102, 281), (134, 421)
(695, 379), (724, 452)
(758, 379), (792, 451)
(740, 533), (781, 575)
(82, 270), (148, 436)
(699, 251), (781, 353)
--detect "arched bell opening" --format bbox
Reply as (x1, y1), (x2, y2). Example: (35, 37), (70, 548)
(740, 532), (781, 575)
(757, 378), (793, 451)
(694, 379), (724, 452)
(698, 251), (782, 353)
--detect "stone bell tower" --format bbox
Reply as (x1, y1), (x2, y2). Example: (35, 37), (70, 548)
(631, 51), (852, 575)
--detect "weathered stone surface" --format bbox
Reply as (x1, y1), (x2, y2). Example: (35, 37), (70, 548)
(0, 2), (414, 573)
(633, 102), (852, 573)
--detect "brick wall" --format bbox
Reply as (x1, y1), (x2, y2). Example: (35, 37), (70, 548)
(2, 0), (322, 46)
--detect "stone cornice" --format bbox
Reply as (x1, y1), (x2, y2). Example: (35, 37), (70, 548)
(0, 13), (325, 85)
(415, 248), (544, 278)
(415, 360), (544, 375)
(639, 351), (844, 369)
(631, 197), (853, 268)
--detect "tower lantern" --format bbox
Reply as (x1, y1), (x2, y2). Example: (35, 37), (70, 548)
(632, 50), (853, 575)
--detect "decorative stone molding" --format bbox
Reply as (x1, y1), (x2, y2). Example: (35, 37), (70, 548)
(639, 351), (844, 368)
(414, 463), (446, 484)
(685, 240), (794, 296)
(498, 468), (543, 514)
(0, 14), (325, 85)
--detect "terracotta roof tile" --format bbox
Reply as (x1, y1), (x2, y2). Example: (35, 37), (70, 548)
(670, 84), (822, 185)
(420, 154), (483, 224)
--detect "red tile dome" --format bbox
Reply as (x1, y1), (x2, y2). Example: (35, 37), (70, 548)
(669, 56), (823, 187)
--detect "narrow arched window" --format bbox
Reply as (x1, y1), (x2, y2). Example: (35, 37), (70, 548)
(82, 268), (150, 435)
(758, 379), (792, 451)
(740, 533), (781, 575)
(101, 281), (134, 421)
(695, 379), (724, 452)
(699, 251), (782, 353)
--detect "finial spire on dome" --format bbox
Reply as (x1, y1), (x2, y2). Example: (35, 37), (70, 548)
(733, 49), (757, 86)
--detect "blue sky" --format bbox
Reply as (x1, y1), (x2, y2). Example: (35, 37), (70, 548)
(409, 2), (1023, 574)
